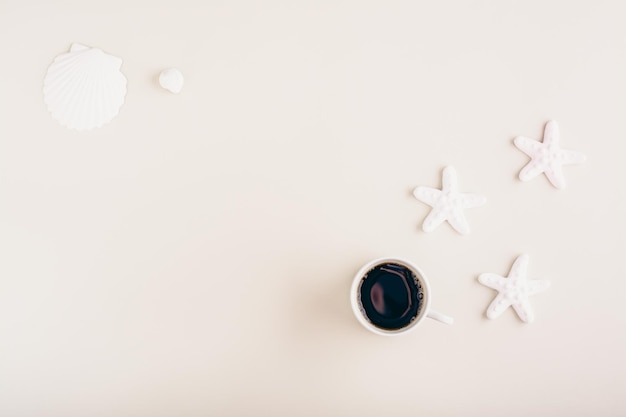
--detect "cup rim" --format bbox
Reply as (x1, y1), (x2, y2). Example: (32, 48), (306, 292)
(350, 257), (432, 336)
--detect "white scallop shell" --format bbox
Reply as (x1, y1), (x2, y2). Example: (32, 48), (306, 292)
(43, 43), (127, 131)
(159, 68), (184, 94)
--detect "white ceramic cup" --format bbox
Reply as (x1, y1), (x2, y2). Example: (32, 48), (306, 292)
(350, 257), (453, 335)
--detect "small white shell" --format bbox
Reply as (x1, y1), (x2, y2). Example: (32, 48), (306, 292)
(43, 43), (127, 131)
(159, 68), (184, 94)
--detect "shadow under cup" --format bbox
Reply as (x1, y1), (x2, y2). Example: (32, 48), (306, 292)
(352, 260), (429, 334)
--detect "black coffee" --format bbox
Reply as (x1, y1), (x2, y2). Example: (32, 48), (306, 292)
(358, 262), (423, 330)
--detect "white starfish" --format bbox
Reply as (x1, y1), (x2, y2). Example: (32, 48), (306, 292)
(514, 120), (586, 189)
(413, 166), (486, 235)
(478, 254), (551, 323)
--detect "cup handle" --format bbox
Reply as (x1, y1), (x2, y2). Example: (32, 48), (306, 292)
(427, 309), (454, 325)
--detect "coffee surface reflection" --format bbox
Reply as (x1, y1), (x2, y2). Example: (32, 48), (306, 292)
(358, 262), (423, 330)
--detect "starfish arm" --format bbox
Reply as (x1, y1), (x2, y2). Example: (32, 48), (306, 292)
(486, 293), (512, 320)
(478, 273), (507, 290)
(447, 210), (470, 235)
(460, 192), (487, 209)
(512, 298), (535, 323)
(413, 186), (441, 207)
(544, 164), (566, 189)
(560, 149), (587, 165)
(441, 166), (458, 193)
(509, 254), (530, 280)
(519, 160), (546, 182)
(514, 136), (544, 156)
(527, 279), (551, 295)
(543, 120), (560, 146)
(422, 208), (447, 232)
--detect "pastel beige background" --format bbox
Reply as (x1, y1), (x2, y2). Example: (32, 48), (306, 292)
(1, 0), (625, 416)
